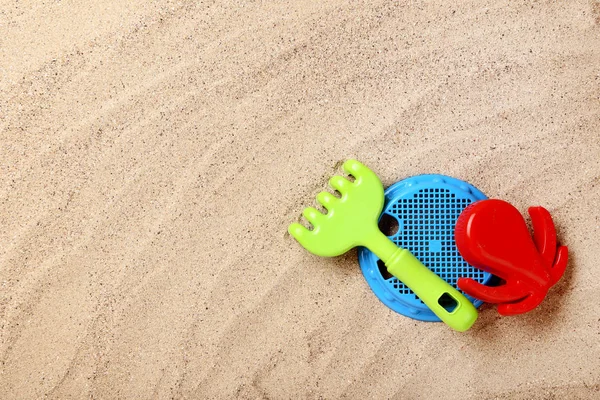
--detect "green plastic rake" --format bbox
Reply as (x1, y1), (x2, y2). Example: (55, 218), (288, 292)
(289, 160), (477, 332)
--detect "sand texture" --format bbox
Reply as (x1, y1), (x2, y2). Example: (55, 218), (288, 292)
(1, 0), (600, 398)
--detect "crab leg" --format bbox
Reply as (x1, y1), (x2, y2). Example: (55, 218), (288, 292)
(497, 290), (546, 316)
(529, 206), (557, 268)
(457, 277), (526, 304)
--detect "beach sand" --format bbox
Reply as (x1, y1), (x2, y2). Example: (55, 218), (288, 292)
(1, 0), (599, 398)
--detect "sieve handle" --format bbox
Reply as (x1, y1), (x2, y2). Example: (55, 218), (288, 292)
(385, 247), (478, 332)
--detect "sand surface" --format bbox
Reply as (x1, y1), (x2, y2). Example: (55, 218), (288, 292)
(1, 0), (600, 398)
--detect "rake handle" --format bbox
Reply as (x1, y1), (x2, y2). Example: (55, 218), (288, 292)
(371, 233), (478, 332)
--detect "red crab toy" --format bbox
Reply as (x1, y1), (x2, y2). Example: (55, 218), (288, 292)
(455, 199), (568, 316)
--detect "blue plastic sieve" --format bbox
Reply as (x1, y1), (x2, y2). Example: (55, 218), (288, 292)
(358, 174), (493, 322)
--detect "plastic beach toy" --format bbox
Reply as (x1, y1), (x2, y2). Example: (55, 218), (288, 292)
(288, 160), (478, 331)
(358, 174), (493, 321)
(455, 199), (568, 316)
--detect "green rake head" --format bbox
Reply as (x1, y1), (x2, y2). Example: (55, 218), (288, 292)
(288, 159), (385, 257)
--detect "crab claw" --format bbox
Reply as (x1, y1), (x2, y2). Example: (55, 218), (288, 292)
(529, 206), (568, 286)
(550, 245), (568, 286)
(529, 206), (557, 268)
